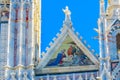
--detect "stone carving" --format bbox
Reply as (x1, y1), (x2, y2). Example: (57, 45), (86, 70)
(10, 72), (16, 80)
(23, 72), (29, 80)
(63, 6), (71, 17)
(1, 11), (8, 21)
(116, 8), (120, 16)
(53, 76), (57, 80)
(90, 74), (96, 80)
(63, 6), (71, 20)
(40, 78), (43, 80)
(66, 75), (70, 80)
(78, 74), (83, 80)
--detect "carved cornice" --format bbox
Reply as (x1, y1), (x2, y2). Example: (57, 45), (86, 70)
(26, 64), (34, 69)
(99, 56), (110, 61)
(36, 65), (99, 75)
(4, 64), (35, 70)
(4, 65), (11, 70)
(14, 64), (25, 70)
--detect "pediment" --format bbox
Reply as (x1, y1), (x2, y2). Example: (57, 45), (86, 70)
(36, 25), (99, 75)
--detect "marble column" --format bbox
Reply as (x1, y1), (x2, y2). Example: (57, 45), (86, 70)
(18, 2), (23, 66)
(30, 2), (35, 65)
(5, 1), (12, 79)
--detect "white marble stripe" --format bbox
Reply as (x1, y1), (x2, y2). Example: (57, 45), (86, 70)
(30, 1), (34, 65)
(19, 2), (23, 65)
(7, 0), (12, 66)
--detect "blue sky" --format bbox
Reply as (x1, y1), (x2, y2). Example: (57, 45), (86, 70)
(41, 0), (108, 54)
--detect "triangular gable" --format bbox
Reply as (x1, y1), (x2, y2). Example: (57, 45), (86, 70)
(36, 25), (99, 71)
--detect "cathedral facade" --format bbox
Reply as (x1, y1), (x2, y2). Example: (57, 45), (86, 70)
(0, 0), (120, 80)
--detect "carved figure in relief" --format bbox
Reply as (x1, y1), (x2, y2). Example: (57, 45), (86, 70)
(23, 72), (29, 80)
(10, 73), (16, 80)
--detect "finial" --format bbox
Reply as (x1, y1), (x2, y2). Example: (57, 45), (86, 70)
(94, 28), (99, 33)
(80, 36), (83, 40)
(62, 6), (71, 20)
(76, 32), (79, 36)
(46, 47), (49, 51)
(49, 42), (53, 46)
(63, 6), (71, 16)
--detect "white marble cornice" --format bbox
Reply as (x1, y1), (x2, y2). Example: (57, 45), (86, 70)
(36, 65), (99, 75)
